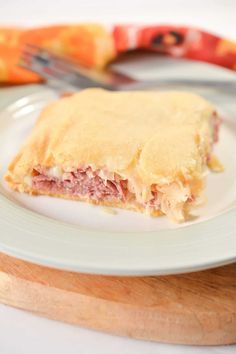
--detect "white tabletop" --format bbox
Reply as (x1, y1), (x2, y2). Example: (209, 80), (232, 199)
(0, 1), (236, 353)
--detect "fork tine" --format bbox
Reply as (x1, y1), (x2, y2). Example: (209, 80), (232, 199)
(19, 43), (136, 89)
(20, 44), (81, 77)
(19, 43), (116, 90)
(20, 43), (95, 77)
(22, 43), (88, 73)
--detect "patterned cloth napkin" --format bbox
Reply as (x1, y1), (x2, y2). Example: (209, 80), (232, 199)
(0, 24), (236, 84)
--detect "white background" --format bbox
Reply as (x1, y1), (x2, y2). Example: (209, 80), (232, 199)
(1, 0), (236, 40)
(0, 1), (236, 353)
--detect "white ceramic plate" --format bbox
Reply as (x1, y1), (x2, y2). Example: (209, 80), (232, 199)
(0, 57), (236, 275)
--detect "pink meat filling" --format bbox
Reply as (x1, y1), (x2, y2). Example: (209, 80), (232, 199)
(212, 111), (221, 143)
(32, 167), (129, 202)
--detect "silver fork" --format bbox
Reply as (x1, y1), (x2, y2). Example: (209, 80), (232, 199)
(19, 44), (236, 92)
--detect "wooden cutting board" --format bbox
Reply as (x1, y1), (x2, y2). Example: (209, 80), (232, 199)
(0, 252), (235, 345)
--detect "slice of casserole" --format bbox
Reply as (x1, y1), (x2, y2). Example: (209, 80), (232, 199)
(5, 89), (221, 222)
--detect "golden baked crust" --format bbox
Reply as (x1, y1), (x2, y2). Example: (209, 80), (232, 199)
(4, 89), (218, 221)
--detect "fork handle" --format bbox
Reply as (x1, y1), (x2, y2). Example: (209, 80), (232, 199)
(118, 79), (236, 92)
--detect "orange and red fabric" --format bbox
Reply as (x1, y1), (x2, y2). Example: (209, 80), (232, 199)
(0, 23), (236, 84)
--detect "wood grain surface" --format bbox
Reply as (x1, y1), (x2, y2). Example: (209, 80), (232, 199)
(0, 253), (235, 345)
